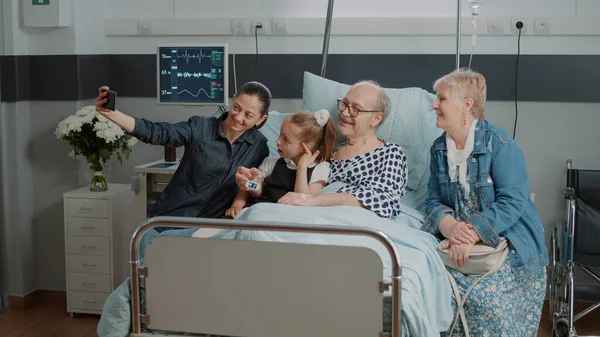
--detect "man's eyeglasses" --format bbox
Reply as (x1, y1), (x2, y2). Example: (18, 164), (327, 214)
(337, 99), (380, 118)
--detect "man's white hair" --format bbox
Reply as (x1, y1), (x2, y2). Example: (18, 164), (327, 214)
(350, 80), (390, 126)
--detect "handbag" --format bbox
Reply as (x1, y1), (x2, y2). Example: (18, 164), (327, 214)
(437, 237), (509, 275)
(437, 237), (509, 337)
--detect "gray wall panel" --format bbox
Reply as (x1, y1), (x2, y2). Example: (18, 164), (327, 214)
(29, 55), (79, 101)
(78, 55), (111, 99)
(1, 54), (599, 102)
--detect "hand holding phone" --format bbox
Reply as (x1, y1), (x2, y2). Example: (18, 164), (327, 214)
(103, 90), (117, 111)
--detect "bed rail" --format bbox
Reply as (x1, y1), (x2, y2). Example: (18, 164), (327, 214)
(129, 216), (403, 336)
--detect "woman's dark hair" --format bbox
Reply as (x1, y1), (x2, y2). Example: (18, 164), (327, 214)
(233, 81), (272, 129)
(234, 82), (270, 128)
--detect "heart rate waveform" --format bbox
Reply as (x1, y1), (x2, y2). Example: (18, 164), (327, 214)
(173, 49), (212, 64)
(177, 88), (212, 99)
(158, 46), (226, 105)
(177, 72), (212, 79)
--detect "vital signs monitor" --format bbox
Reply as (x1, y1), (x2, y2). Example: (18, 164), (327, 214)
(157, 44), (228, 106)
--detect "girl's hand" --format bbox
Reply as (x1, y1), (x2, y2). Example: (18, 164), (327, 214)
(278, 192), (314, 206)
(225, 204), (243, 218)
(441, 241), (474, 269)
(235, 166), (260, 190)
(297, 143), (320, 169)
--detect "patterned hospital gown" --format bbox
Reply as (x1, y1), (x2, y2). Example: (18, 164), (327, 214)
(328, 142), (407, 218)
(441, 182), (547, 337)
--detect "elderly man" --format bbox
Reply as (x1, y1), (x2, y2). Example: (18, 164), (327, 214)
(279, 81), (408, 219)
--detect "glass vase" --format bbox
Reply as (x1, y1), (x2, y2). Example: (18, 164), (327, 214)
(90, 169), (108, 192)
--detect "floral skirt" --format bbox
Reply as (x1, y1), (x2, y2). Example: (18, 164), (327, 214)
(441, 259), (547, 337)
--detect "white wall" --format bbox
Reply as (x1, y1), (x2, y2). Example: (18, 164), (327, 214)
(2, 0), (28, 55)
(1, 101), (36, 296)
(1, 0), (33, 297)
(109, 0), (580, 18)
(2, 0), (600, 294)
(24, 0), (600, 56)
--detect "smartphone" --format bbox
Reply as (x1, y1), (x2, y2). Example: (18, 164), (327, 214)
(103, 90), (117, 111)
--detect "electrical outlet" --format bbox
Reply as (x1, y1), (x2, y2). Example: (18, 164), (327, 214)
(486, 19), (504, 34)
(533, 18), (550, 34)
(511, 17), (526, 34)
(230, 19), (249, 35)
(137, 20), (153, 34)
(271, 18), (287, 35)
(251, 19), (270, 35)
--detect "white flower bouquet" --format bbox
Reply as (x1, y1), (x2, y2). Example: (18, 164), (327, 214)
(55, 105), (138, 191)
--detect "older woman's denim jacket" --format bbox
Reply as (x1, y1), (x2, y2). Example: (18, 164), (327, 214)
(421, 119), (548, 280)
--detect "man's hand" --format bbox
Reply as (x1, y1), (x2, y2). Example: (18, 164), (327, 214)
(441, 241), (474, 269)
(278, 192), (314, 206)
(235, 166), (260, 191)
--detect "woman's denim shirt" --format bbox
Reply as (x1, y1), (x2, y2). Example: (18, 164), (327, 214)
(421, 119), (548, 280)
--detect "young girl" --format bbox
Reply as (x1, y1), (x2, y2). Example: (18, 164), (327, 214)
(226, 109), (337, 218)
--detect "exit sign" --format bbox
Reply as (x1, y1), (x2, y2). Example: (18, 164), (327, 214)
(33, 0), (50, 5)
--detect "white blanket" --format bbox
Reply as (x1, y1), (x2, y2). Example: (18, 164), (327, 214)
(97, 189), (453, 337)
(228, 200), (453, 336)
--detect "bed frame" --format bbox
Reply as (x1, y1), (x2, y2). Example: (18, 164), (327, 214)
(129, 217), (401, 337)
(129, 1), (465, 335)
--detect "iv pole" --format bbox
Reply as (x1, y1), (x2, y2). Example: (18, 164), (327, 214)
(456, 0), (462, 70)
(320, 0), (462, 75)
(320, 0), (335, 77)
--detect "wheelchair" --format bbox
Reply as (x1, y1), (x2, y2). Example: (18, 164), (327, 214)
(550, 159), (600, 337)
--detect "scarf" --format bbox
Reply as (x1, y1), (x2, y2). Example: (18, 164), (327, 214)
(446, 119), (478, 196)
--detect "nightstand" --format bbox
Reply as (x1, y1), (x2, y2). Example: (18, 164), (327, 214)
(63, 183), (134, 315)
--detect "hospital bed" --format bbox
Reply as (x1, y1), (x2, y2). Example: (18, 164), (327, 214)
(101, 73), (451, 337)
(120, 190), (452, 337)
(130, 217), (402, 337)
(550, 159), (600, 337)
(95, 0), (475, 335)
(116, 76), (451, 335)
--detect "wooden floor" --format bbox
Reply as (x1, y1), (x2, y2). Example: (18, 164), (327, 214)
(0, 301), (99, 337)
(0, 300), (599, 336)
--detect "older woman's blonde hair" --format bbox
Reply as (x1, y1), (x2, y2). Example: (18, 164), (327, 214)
(433, 68), (487, 119)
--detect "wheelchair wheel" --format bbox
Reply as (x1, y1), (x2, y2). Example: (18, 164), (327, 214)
(553, 318), (575, 337)
(550, 227), (562, 324)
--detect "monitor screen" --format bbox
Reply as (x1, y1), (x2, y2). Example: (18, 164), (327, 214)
(157, 44), (228, 106)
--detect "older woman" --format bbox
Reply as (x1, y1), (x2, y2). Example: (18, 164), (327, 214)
(277, 81), (408, 219)
(421, 69), (548, 336)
